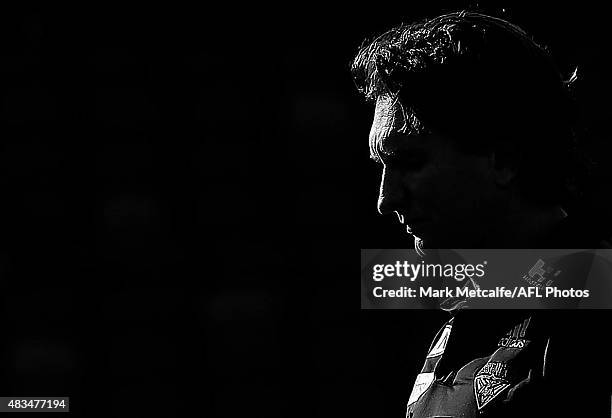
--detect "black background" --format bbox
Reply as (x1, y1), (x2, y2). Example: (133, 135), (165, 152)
(0, 2), (610, 417)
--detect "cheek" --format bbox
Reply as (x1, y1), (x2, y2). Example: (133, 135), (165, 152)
(451, 171), (494, 214)
(398, 167), (447, 213)
(411, 160), (492, 216)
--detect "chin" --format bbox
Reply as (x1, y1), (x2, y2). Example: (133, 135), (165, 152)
(411, 233), (447, 250)
(413, 236), (427, 255)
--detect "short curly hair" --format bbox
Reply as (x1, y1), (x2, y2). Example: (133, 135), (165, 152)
(351, 11), (582, 206)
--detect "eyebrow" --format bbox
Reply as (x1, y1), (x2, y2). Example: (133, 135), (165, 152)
(369, 132), (401, 164)
(369, 142), (382, 163)
(369, 135), (384, 163)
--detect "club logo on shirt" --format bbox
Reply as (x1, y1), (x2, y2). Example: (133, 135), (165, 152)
(474, 362), (510, 410)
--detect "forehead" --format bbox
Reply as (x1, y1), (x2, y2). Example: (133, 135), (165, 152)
(369, 96), (425, 158)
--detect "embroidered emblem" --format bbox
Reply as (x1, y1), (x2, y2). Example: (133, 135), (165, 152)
(474, 362), (510, 410)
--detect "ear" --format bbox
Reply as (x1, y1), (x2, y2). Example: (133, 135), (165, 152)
(489, 151), (518, 187)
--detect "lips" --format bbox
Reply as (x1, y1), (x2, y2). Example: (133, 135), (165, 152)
(395, 212), (429, 226)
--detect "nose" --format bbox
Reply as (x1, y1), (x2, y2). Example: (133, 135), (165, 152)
(377, 166), (408, 215)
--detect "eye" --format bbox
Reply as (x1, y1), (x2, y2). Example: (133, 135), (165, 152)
(369, 154), (383, 165)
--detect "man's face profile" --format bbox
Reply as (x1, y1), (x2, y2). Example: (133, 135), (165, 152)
(369, 96), (506, 248)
